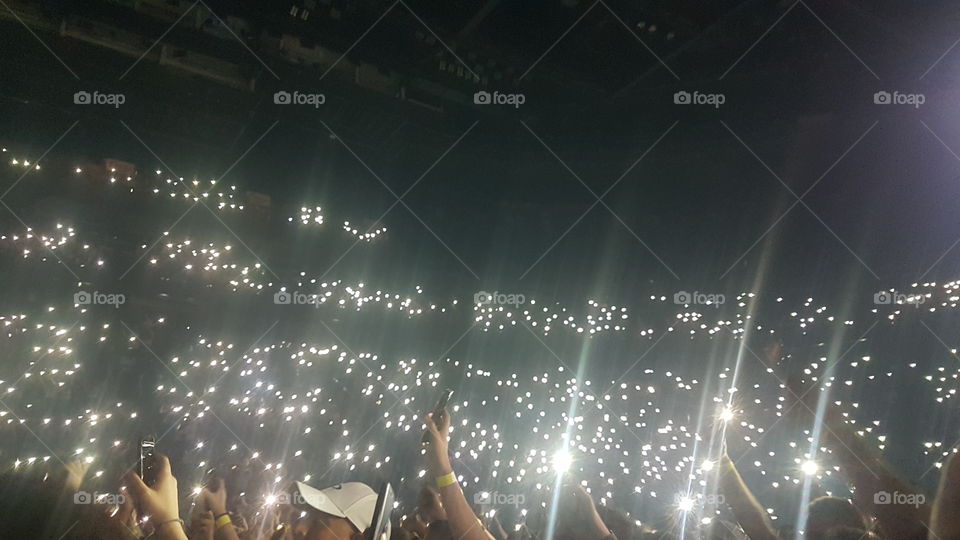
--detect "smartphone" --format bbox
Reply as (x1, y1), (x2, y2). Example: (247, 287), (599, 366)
(422, 389), (454, 444)
(203, 466), (221, 488)
(139, 436), (157, 486)
(366, 483), (394, 540)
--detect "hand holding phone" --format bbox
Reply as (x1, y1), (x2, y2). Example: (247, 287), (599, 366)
(422, 389), (453, 445)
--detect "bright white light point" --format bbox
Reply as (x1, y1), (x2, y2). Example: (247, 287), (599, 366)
(552, 450), (572, 473)
(801, 460), (818, 475)
(678, 496), (694, 512)
(265, 495), (277, 505)
(720, 408), (734, 422)
(701, 459), (714, 471)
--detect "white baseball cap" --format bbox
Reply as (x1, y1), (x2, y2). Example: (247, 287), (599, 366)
(295, 481), (385, 535)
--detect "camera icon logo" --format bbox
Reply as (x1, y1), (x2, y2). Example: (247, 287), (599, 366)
(474, 291), (492, 305)
(274, 291), (292, 304)
(473, 491), (492, 505)
(674, 290), (692, 304)
(873, 291), (893, 305)
(74, 91), (92, 105)
(874, 491), (892, 505)
(704, 494), (725, 505)
(474, 91), (491, 105)
(74, 291), (92, 305)
(274, 91), (292, 105)
(673, 91), (691, 105)
(74, 491), (92, 504)
(874, 91), (891, 105)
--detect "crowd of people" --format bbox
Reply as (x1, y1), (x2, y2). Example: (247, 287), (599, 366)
(2, 152), (960, 540)
(3, 387), (960, 540)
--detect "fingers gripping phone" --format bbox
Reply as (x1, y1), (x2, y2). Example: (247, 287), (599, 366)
(139, 436), (158, 486)
(422, 389), (453, 444)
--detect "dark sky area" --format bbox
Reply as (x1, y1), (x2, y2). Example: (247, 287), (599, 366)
(5, 1), (960, 528)
(2, 0), (960, 306)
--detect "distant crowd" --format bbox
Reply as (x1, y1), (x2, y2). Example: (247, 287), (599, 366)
(3, 375), (960, 540)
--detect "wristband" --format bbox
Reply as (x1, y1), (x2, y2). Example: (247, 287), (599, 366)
(215, 513), (232, 529)
(148, 518), (184, 537)
(156, 518), (184, 529)
(435, 471), (456, 489)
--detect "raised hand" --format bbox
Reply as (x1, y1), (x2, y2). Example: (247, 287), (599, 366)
(417, 485), (447, 523)
(123, 454), (188, 540)
(930, 451), (960, 540)
(189, 510), (215, 540)
(553, 484), (612, 540)
(198, 478), (228, 516)
(423, 409), (452, 476)
(63, 459), (91, 492)
(421, 407), (496, 540)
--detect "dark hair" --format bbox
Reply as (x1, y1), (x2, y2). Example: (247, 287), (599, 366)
(639, 532), (679, 540)
(426, 519), (453, 540)
(391, 527), (416, 540)
(63, 505), (138, 540)
(823, 526), (876, 540)
(806, 497), (866, 534)
(0, 470), (66, 538)
(595, 505), (637, 540)
(701, 519), (748, 540)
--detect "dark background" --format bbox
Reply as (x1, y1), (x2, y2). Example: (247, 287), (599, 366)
(2, 0), (960, 529)
(2, 0), (959, 303)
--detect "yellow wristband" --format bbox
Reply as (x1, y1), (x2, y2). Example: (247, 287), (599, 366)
(215, 514), (232, 530)
(436, 472), (456, 489)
